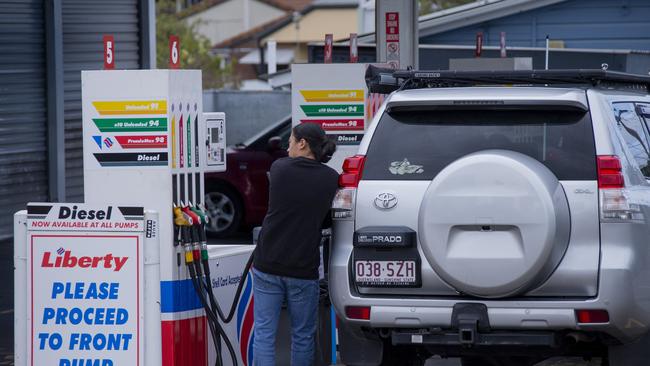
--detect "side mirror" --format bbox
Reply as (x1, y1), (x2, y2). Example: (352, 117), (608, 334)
(267, 136), (282, 151)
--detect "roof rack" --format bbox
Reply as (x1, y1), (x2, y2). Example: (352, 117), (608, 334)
(365, 65), (650, 94)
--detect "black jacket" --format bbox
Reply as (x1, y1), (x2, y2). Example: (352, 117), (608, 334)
(253, 157), (339, 279)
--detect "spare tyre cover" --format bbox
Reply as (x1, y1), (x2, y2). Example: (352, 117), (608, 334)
(418, 150), (570, 298)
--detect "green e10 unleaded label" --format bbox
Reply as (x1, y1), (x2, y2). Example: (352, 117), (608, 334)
(93, 118), (167, 132)
(300, 104), (364, 117)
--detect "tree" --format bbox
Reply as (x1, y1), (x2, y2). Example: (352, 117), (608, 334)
(156, 0), (234, 88)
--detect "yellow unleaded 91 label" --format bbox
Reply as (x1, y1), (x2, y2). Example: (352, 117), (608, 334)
(300, 90), (364, 102)
(93, 100), (167, 115)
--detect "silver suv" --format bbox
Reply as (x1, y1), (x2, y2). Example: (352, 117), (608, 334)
(330, 69), (650, 366)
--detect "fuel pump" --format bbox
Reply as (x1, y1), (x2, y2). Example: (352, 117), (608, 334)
(79, 69), (280, 366)
(174, 202), (255, 366)
(175, 204), (221, 365)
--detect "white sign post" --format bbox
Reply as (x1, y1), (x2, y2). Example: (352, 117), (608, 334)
(14, 203), (160, 366)
(375, 0), (418, 69)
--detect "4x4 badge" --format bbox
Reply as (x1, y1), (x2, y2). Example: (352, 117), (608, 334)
(374, 192), (398, 210)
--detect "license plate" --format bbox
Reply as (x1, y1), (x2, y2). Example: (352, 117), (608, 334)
(355, 260), (417, 286)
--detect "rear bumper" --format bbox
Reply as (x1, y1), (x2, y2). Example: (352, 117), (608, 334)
(367, 305), (578, 330)
(330, 228), (650, 344)
(331, 268), (648, 344)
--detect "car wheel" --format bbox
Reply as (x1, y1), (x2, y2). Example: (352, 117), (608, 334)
(204, 187), (242, 238)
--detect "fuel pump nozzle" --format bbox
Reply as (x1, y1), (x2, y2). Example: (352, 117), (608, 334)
(191, 204), (211, 276)
(173, 205), (186, 247)
(175, 204), (231, 366)
(182, 203), (204, 278)
(173, 204), (195, 268)
(191, 203), (220, 310)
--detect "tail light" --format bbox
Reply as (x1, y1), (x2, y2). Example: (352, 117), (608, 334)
(333, 155), (366, 220)
(345, 306), (371, 320)
(597, 155), (624, 188)
(575, 309), (609, 324)
(597, 155), (641, 221)
(339, 155), (366, 188)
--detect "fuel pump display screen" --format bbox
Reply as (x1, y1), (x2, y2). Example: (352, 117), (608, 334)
(206, 114), (226, 168)
(211, 129), (220, 143)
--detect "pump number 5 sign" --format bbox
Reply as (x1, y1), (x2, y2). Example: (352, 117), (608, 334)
(169, 35), (180, 69)
(103, 35), (114, 70)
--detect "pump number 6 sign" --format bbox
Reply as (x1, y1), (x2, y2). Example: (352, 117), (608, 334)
(169, 35), (180, 69)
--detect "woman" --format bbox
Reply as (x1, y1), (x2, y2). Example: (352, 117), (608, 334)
(252, 123), (339, 366)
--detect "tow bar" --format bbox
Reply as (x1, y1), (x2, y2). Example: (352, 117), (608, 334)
(391, 303), (556, 348)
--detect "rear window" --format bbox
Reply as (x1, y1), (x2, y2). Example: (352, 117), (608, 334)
(363, 109), (596, 181)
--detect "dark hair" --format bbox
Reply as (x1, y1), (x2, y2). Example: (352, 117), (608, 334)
(292, 123), (337, 163)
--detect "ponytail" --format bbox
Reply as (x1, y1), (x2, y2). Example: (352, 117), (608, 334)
(319, 138), (336, 163)
(292, 123), (337, 163)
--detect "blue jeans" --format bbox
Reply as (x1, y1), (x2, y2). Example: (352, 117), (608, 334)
(252, 268), (319, 366)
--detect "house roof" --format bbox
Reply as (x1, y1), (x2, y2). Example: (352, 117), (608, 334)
(180, 0), (312, 19)
(357, 0), (568, 43)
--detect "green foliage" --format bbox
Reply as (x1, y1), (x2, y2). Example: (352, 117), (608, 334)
(156, 0), (234, 88)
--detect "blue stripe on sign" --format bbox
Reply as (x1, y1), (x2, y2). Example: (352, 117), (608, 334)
(237, 276), (252, 339)
(160, 279), (202, 313)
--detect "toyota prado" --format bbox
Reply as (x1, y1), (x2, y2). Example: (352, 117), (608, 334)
(330, 68), (650, 366)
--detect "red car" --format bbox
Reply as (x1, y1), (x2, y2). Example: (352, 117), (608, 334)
(204, 116), (291, 237)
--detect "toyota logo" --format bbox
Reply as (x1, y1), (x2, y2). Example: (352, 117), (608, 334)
(374, 193), (398, 210)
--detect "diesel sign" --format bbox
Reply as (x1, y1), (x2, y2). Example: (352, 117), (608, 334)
(59, 206), (112, 220)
